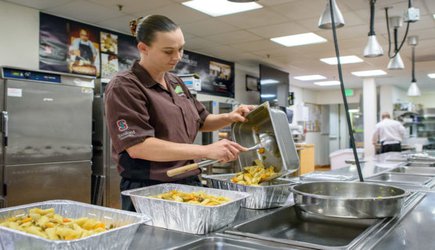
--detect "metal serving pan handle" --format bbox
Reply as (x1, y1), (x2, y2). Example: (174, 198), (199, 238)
(167, 160), (218, 177)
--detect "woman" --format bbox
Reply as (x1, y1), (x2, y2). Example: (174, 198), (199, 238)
(105, 15), (254, 211)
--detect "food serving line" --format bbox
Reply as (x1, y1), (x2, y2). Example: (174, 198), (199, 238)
(1, 103), (435, 249)
(129, 155), (435, 250)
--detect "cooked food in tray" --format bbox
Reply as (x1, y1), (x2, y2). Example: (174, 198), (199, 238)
(0, 208), (114, 240)
(231, 159), (278, 186)
(149, 190), (230, 206)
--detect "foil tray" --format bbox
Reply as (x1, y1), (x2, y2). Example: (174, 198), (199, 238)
(204, 174), (293, 209)
(0, 200), (149, 250)
(121, 184), (250, 235)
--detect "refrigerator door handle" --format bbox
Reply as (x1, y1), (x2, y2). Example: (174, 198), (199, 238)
(1, 111), (8, 146)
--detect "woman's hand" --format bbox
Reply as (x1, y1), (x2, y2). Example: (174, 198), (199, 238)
(203, 139), (247, 163)
(227, 104), (256, 123)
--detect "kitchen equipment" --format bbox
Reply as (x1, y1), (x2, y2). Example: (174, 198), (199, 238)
(204, 174), (293, 209)
(166, 133), (278, 178)
(92, 79), (121, 208)
(0, 200), (149, 250)
(121, 183), (249, 234)
(365, 173), (432, 186)
(0, 67), (94, 207)
(389, 166), (435, 176)
(226, 205), (380, 249)
(168, 236), (289, 250)
(205, 102), (298, 209)
(291, 182), (409, 218)
(232, 102), (299, 176)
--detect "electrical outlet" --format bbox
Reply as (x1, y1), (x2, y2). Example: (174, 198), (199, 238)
(404, 7), (420, 22)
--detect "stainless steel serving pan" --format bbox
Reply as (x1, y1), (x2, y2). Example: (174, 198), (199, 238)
(291, 182), (409, 218)
(231, 102), (299, 176)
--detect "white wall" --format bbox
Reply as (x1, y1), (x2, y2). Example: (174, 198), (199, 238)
(409, 91), (435, 108)
(315, 89), (361, 105)
(0, 2), (39, 68)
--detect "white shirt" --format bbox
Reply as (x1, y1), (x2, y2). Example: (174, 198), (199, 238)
(372, 118), (406, 145)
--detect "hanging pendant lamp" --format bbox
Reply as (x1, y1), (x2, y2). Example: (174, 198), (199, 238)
(318, 0), (345, 29)
(387, 17), (405, 70)
(407, 36), (421, 96)
(364, 0), (383, 57)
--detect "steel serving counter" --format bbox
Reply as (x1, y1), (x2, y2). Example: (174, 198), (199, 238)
(128, 154), (435, 250)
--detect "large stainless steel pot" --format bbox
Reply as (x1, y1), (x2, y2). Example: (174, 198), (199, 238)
(291, 182), (409, 218)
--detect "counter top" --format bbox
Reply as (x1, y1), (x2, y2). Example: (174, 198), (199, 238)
(129, 153), (435, 249)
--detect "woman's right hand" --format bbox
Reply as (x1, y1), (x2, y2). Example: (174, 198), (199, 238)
(203, 139), (247, 163)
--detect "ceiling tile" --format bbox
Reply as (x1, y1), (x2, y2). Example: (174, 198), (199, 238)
(45, 0), (122, 23)
(135, 2), (209, 25)
(217, 8), (288, 29)
(181, 19), (239, 37)
(88, 0), (172, 14)
(247, 22), (306, 39)
(206, 30), (262, 45)
(94, 14), (136, 35)
(4, 0), (73, 10)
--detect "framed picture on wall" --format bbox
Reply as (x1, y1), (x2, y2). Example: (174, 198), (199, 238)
(246, 75), (259, 91)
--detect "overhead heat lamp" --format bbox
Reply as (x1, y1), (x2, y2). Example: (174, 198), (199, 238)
(387, 16), (405, 70)
(364, 0), (383, 57)
(407, 36), (421, 96)
(319, 0), (345, 29)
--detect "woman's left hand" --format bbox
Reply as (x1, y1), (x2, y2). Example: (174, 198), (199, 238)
(227, 104), (256, 123)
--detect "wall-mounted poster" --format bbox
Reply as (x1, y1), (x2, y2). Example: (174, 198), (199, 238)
(39, 13), (139, 78)
(39, 14), (69, 73)
(173, 50), (235, 98)
(100, 31), (118, 79)
(68, 23), (100, 76)
(117, 35), (138, 72)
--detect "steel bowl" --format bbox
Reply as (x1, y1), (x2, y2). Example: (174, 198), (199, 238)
(291, 181), (409, 218)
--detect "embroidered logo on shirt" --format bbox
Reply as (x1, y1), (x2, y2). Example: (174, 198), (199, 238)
(116, 119), (128, 132)
(174, 85), (185, 96)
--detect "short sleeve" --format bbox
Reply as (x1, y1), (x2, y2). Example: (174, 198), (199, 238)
(105, 77), (155, 154)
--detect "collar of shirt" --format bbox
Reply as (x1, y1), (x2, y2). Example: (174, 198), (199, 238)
(131, 60), (177, 90)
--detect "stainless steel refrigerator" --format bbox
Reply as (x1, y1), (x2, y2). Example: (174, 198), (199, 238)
(92, 79), (121, 209)
(0, 67), (94, 207)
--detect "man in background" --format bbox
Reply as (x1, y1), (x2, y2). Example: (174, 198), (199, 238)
(372, 112), (406, 153)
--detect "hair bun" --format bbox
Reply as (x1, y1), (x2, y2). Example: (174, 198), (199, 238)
(129, 19), (138, 36)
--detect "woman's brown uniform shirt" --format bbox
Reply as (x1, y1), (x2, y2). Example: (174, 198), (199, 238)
(105, 61), (209, 182)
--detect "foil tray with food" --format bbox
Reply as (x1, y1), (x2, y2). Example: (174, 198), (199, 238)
(121, 184), (249, 235)
(0, 200), (149, 250)
(204, 173), (294, 209)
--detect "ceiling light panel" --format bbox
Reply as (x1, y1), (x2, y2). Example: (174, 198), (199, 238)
(351, 70), (387, 77)
(428, 73), (435, 79)
(270, 33), (327, 47)
(260, 79), (279, 85)
(182, 0), (262, 17)
(320, 55), (363, 65)
(294, 75), (326, 81)
(314, 81), (340, 86)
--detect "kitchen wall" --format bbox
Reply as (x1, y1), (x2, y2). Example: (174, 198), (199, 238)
(0, 1), (261, 107)
(0, 1), (39, 68)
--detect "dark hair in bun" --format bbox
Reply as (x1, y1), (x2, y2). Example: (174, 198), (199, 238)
(129, 15), (178, 45)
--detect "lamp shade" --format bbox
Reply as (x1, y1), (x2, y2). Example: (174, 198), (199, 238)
(387, 52), (404, 70)
(407, 82), (421, 96)
(318, 0), (345, 29)
(364, 35), (383, 57)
